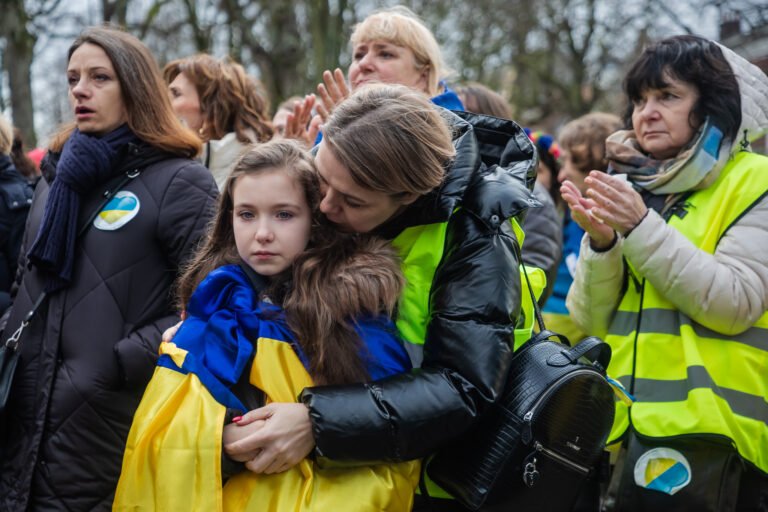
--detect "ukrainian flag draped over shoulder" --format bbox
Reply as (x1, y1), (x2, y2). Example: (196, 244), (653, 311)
(114, 265), (419, 511)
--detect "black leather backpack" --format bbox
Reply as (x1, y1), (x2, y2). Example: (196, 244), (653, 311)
(425, 265), (616, 511)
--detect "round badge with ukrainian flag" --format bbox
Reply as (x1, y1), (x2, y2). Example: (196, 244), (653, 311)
(94, 191), (140, 231)
(633, 447), (692, 495)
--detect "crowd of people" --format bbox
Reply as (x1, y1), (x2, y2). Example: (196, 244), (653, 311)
(0, 5), (766, 512)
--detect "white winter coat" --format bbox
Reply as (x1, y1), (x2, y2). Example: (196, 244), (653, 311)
(566, 45), (768, 339)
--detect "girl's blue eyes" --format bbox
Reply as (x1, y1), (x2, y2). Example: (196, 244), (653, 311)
(237, 210), (295, 219)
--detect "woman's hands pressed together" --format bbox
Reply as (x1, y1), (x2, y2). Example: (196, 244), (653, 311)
(584, 172), (648, 236)
(561, 178), (615, 249)
(562, 171), (648, 249)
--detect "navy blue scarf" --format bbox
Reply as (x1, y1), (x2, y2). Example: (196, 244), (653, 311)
(27, 124), (136, 291)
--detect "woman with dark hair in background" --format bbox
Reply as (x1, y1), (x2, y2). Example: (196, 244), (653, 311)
(564, 35), (768, 510)
(525, 130), (562, 208)
(164, 54), (274, 190)
(456, 82), (513, 119)
(0, 27), (217, 511)
(272, 96), (304, 138)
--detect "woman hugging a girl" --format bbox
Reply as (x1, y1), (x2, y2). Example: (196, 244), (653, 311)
(114, 139), (418, 511)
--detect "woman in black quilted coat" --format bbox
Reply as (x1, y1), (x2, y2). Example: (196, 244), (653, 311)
(0, 27), (217, 511)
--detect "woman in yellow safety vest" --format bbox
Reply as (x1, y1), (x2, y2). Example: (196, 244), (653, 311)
(563, 35), (768, 511)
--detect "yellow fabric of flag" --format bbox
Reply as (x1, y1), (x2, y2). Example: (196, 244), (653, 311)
(114, 339), (419, 511)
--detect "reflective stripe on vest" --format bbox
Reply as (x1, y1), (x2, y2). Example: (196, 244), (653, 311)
(605, 151), (768, 474)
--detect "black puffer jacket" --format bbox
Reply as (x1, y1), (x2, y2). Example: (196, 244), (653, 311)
(0, 154), (33, 315)
(0, 142), (217, 511)
(301, 111), (539, 460)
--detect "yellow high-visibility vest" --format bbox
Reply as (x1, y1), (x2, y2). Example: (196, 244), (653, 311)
(605, 151), (768, 474)
(392, 214), (546, 498)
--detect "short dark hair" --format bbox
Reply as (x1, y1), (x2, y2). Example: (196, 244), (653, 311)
(622, 35), (741, 143)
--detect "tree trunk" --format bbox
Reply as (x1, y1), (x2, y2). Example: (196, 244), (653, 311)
(1, 0), (37, 147)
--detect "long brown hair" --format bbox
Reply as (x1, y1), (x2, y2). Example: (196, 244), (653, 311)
(49, 26), (200, 157)
(323, 84), (455, 197)
(176, 140), (403, 385)
(163, 54), (274, 144)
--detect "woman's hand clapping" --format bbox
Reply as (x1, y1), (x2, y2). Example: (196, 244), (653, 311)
(283, 95), (323, 149)
(562, 171), (649, 250)
(561, 179), (616, 249)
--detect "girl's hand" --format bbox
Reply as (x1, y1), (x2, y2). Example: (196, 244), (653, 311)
(561, 179), (615, 249)
(584, 171), (648, 236)
(161, 314), (185, 343)
(223, 403), (315, 474)
(283, 95), (323, 149)
(316, 68), (350, 122)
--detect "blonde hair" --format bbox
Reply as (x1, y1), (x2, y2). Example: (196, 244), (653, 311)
(323, 84), (455, 197)
(350, 7), (447, 97)
(0, 114), (12, 155)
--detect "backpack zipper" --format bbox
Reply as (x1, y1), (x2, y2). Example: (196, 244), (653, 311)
(535, 441), (590, 475)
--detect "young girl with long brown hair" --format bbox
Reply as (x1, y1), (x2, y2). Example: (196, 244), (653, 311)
(114, 139), (418, 511)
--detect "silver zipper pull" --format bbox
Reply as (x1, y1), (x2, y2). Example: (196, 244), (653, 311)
(522, 411), (533, 444)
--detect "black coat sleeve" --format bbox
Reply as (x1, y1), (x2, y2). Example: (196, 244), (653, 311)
(301, 209), (522, 461)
